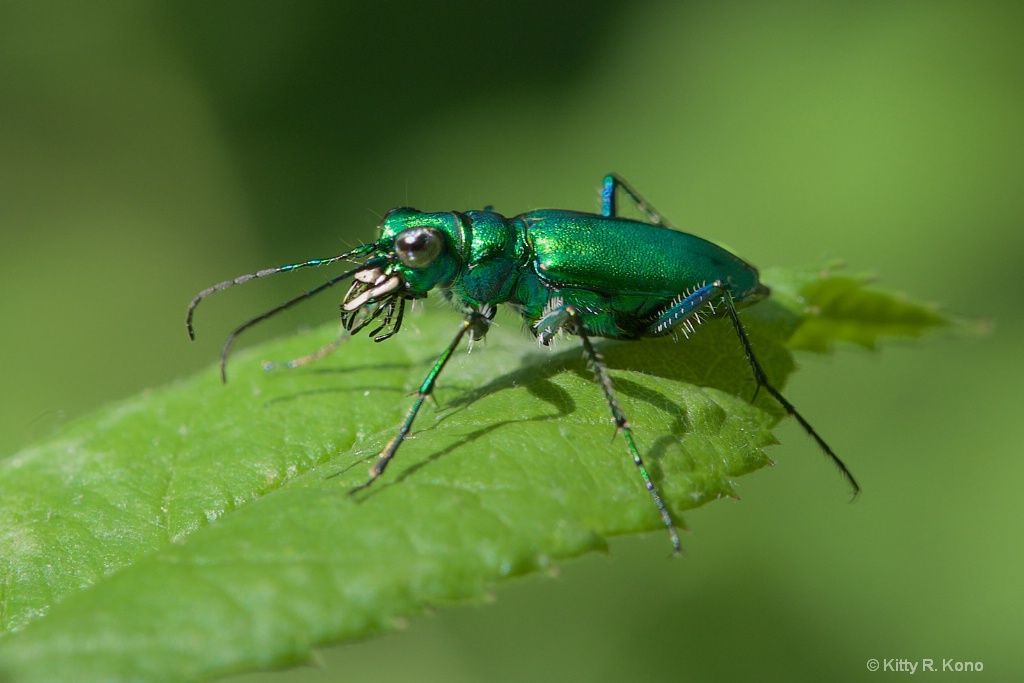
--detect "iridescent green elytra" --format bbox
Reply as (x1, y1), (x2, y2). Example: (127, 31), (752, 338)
(186, 175), (857, 553)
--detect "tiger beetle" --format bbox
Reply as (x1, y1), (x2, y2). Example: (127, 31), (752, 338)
(186, 174), (858, 554)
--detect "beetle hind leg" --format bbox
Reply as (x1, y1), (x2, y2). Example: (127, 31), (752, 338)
(657, 283), (861, 496)
(644, 282), (722, 338)
(601, 173), (676, 229)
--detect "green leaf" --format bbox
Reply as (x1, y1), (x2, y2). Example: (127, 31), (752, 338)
(0, 267), (946, 682)
(762, 263), (950, 353)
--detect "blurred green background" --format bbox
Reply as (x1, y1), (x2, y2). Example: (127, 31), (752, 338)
(2, 1), (1021, 681)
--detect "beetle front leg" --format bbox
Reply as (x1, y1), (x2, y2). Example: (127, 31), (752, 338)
(263, 328), (350, 372)
(349, 308), (489, 493)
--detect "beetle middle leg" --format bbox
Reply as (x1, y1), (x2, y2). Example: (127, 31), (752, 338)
(538, 301), (682, 554)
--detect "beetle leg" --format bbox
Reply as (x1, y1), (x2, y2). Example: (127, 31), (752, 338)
(601, 173), (676, 229)
(534, 296), (571, 345)
(546, 303), (682, 554)
(467, 303), (497, 348)
(349, 307), (490, 494)
(652, 282), (861, 496)
(643, 282), (721, 338)
(716, 288), (861, 497)
(262, 326), (350, 371)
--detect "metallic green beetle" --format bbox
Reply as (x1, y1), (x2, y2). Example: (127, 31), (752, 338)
(186, 174), (857, 553)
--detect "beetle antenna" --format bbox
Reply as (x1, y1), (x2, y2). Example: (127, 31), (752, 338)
(215, 257), (388, 382)
(186, 244), (374, 341)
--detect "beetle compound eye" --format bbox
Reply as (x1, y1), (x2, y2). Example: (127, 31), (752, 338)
(395, 227), (443, 269)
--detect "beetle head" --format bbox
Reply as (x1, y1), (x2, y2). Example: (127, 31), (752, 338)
(338, 208), (465, 333)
